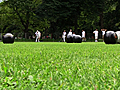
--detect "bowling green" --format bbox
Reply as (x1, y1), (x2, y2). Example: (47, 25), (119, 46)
(0, 42), (120, 89)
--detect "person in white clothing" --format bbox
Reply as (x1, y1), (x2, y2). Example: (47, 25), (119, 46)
(68, 29), (72, 35)
(62, 30), (66, 42)
(101, 29), (107, 42)
(93, 29), (98, 42)
(35, 30), (41, 42)
(82, 30), (86, 42)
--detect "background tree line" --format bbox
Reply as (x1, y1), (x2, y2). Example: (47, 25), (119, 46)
(0, 0), (120, 39)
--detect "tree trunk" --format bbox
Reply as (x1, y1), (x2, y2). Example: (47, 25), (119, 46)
(45, 27), (48, 38)
(25, 33), (27, 39)
(100, 12), (104, 29)
(24, 26), (29, 39)
(74, 16), (78, 34)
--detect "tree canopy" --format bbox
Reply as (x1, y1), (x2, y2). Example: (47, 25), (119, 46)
(0, 0), (120, 39)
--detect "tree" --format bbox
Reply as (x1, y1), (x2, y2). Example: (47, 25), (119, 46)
(2, 0), (43, 38)
(1, 0), (119, 40)
(36, 0), (85, 34)
(36, 0), (117, 34)
(0, 1), (19, 34)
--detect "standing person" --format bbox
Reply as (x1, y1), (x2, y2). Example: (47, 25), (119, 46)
(35, 30), (41, 42)
(93, 29), (99, 42)
(82, 30), (86, 42)
(101, 29), (106, 42)
(62, 30), (66, 42)
(68, 29), (72, 35)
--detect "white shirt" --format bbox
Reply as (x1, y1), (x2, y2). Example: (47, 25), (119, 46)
(63, 32), (66, 36)
(35, 31), (41, 38)
(68, 31), (72, 35)
(82, 31), (85, 37)
(93, 31), (98, 36)
(102, 31), (105, 35)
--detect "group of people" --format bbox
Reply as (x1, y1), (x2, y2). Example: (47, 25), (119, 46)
(62, 29), (107, 42)
(62, 29), (86, 42)
(35, 29), (107, 42)
(93, 29), (107, 42)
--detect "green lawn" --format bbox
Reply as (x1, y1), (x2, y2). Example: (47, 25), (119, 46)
(0, 42), (120, 90)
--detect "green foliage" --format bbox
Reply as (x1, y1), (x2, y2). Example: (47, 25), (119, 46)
(35, 0), (120, 33)
(0, 0), (49, 38)
(0, 42), (120, 89)
(0, 0), (120, 39)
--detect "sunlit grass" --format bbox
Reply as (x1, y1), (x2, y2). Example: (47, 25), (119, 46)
(0, 42), (120, 89)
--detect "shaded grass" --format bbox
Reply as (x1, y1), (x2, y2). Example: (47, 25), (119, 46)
(0, 42), (120, 89)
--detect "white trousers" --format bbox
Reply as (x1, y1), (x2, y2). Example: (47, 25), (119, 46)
(35, 36), (40, 42)
(95, 36), (98, 39)
(63, 36), (66, 42)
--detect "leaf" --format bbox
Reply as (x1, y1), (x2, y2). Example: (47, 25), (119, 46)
(3, 66), (7, 74)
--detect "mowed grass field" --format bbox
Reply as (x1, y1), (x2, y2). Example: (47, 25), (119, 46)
(0, 42), (120, 90)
